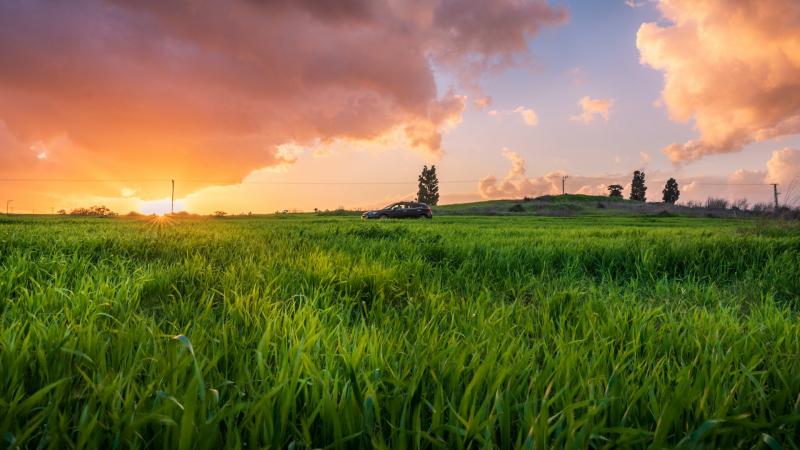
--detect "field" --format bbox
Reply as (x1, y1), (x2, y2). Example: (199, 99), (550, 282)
(1, 214), (799, 449)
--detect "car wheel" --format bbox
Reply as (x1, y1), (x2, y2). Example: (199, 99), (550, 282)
(379, 214), (389, 220)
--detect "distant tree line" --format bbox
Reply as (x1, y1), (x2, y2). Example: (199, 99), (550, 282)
(62, 205), (118, 217)
(607, 171), (680, 204)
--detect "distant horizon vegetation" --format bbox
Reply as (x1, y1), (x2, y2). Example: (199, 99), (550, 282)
(7, 167), (796, 218)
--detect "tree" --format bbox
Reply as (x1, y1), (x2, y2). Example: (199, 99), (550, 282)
(69, 205), (117, 217)
(416, 165), (440, 205)
(662, 178), (680, 204)
(607, 184), (623, 198)
(630, 170), (647, 202)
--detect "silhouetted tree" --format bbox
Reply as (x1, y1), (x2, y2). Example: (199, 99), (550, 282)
(630, 170), (647, 202)
(607, 184), (624, 198)
(662, 178), (680, 204)
(213, 211), (227, 217)
(416, 165), (440, 205)
(69, 205), (117, 217)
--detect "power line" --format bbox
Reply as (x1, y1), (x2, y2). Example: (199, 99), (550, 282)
(0, 177), (779, 186)
(0, 177), (481, 185)
(690, 183), (773, 186)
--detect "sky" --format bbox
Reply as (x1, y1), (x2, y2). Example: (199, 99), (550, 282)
(1, 0), (800, 214)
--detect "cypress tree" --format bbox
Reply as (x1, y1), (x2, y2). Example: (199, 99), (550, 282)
(630, 170), (647, 202)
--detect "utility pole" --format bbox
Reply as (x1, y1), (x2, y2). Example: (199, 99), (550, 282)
(171, 179), (175, 214)
(772, 183), (779, 211)
(6, 200), (12, 215)
(561, 176), (569, 195)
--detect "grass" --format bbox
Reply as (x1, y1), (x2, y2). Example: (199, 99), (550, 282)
(1, 214), (799, 449)
(432, 195), (792, 219)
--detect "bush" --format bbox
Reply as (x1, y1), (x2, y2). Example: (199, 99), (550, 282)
(705, 197), (729, 210)
(752, 202), (772, 213)
(685, 201), (702, 209)
(69, 205), (117, 217)
(509, 204), (525, 213)
(731, 199), (749, 211)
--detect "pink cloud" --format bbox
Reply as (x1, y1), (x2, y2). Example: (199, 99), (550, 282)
(637, 0), (800, 163)
(570, 97), (614, 124)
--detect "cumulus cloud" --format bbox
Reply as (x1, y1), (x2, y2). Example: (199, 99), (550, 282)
(478, 148), (629, 198)
(766, 148), (800, 185)
(728, 169), (765, 185)
(637, 0), (800, 164)
(0, 0), (563, 198)
(570, 96), (614, 123)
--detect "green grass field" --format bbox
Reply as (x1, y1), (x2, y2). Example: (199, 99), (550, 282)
(1, 215), (799, 449)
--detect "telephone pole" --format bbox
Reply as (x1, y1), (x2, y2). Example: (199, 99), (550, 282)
(772, 183), (779, 211)
(6, 200), (12, 215)
(171, 179), (175, 214)
(561, 176), (569, 195)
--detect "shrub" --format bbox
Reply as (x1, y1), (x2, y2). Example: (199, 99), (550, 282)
(69, 205), (117, 217)
(752, 202), (772, 213)
(705, 197), (729, 210)
(731, 199), (749, 211)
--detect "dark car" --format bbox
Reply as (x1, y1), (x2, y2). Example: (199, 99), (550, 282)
(362, 202), (432, 219)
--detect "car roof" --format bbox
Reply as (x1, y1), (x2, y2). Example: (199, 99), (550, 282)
(384, 201), (426, 208)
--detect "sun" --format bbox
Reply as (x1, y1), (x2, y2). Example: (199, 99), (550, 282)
(138, 197), (186, 216)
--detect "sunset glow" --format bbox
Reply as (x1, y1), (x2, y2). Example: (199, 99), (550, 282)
(1, 0), (799, 213)
(139, 198), (187, 216)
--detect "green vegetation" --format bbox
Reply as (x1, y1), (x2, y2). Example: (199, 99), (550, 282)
(1, 215), (799, 449)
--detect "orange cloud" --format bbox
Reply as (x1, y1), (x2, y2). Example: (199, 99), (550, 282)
(473, 96), (493, 110)
(0, 0), (563, 201)
(637, 0), (800, 163)
(570, 97), (614, 124)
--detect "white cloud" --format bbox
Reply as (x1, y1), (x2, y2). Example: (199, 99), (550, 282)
(625, 0), (647, 8)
